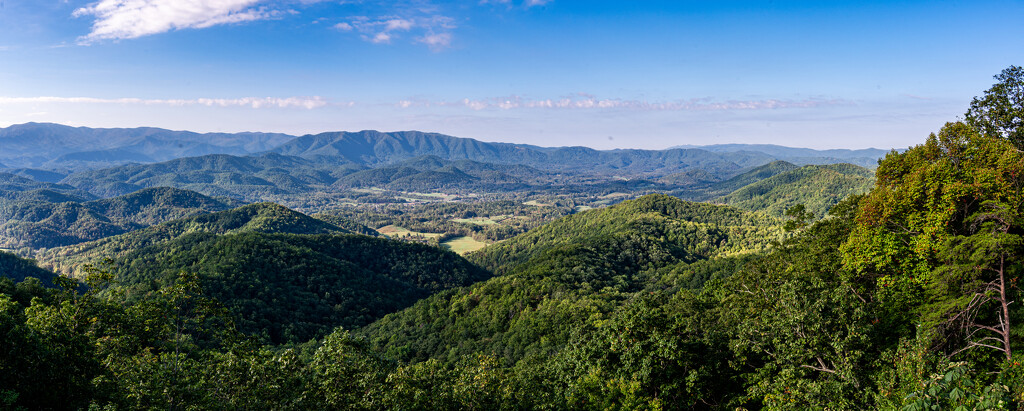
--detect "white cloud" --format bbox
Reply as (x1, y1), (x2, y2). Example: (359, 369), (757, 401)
(339, 13), (455, 50)
(480, 0), (551, 8)
(395, 94), (852, 111)
(523, 0), (551, 7)
(417, 32), (451, 50)
(384, 18), (414, 31)
(370, 32), (392, 43)
(0, 96), (332, 109)
(73, 0), (274, 43)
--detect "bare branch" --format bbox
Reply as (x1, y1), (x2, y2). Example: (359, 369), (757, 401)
(799, 364), (837, 374)
(970, 341), (1008, 353)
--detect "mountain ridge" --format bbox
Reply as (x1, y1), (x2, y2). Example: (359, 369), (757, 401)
(34, 202), (361, 275)
(0, 187), (236, 249)
(2, 123), (892, 178)
(0, 122), (294, 170)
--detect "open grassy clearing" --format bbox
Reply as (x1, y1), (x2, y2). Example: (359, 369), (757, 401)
(375, 225), (444, 239)
(450, 215), (513, 225)
(441, 236), (488, 255)
(350, 187), (386, 193)
(598, 192), (631, 200)
(404, 191), (462, 200)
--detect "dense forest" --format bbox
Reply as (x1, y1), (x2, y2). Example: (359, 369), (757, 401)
(34, 202), (366, 275)
(0, 187), (235, 249)
(0, 66), (1021, 409)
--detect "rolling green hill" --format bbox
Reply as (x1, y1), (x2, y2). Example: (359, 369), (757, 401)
(104, 231), (489, 344)
(86, 186), (239, 225)
(706, 160), (802, 194)
(35, 202), (361, 275)
(0, 251), (60, 287)
(0, 187), (235, 249)
(468, 193), (780, 275)
(722, 163), (874, 217)
(669, 160), (800, 201)
(332, 155), (546, 191)
(59, 153), (346, 199)
(0, 172), (96, 202)
(0, 202), (127, 250)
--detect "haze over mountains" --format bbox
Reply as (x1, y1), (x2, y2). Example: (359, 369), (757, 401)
(0, 123), (293, 170)
(672, 143), (891, 168)
(1, 123), (889, 175)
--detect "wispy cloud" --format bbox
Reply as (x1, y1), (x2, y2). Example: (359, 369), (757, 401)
(73, 0), (276, 43)
(417, 32), (452, 50)
(0, 96), (333, 109)
(481, 0), (552, 8)
(398, 93), (852, 111)
(339, 13), (456, 49)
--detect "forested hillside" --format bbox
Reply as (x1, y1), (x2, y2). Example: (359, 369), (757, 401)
(332, 155), (552, 192)
(360, 195), (781, 365)
(0, 187), (234, 249)
(0, 172), (96, 202)
(722, 162), (875, 217)
(668, 160), (800, 199)
(0, 251), (58, 286)
(105, 232), (489, 343)
(35, 202), (363, 275)
(268, 129), (778, 175)
(468, 194), (780, 275)
(58, 153), (345, 199)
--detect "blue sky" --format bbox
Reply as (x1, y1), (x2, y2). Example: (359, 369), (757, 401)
(0, 0), (1021, 150)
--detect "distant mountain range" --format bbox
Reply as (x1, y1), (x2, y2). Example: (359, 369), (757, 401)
(0, 122), (293, 170)
(672, 143), (893, 168)
(268, 130), (780, 175)
(0, 123), (887, 209)
(2, 123), (890, 175)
